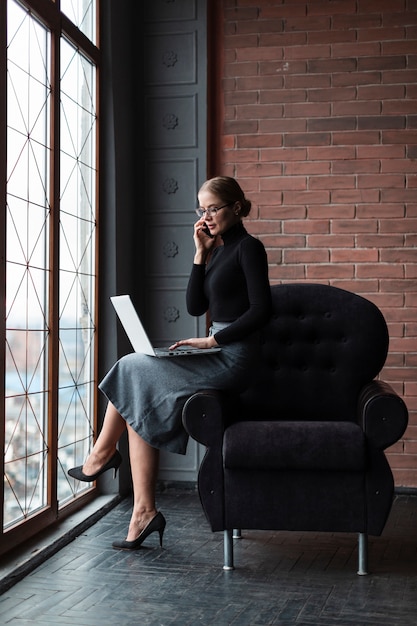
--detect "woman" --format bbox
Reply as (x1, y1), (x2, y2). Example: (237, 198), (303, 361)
(68, 176), (272, 550)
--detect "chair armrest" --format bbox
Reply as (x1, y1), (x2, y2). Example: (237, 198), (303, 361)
(182, 390), (231, 447)
(182, 390), (236, 532)
(358, 380), (408, 449)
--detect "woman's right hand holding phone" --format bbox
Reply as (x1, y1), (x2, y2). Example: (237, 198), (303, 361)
(193, 218), (216, 264)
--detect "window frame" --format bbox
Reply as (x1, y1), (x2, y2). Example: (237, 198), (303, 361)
(0, 0), (101, 557)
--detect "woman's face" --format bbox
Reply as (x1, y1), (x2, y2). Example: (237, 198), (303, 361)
(197, 189), (240, 238)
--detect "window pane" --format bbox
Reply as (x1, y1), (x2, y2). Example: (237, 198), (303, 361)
(59, 38), (97, 503)
(60, 0), (96, 45)
(5, 0), (50, 528)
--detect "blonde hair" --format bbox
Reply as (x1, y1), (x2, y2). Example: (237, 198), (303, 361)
(199, 176), (252, 217)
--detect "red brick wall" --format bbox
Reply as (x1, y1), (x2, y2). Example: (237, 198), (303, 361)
(214, 0), (417, 487)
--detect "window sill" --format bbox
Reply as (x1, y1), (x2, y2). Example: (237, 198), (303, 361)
(0, 494), (122, 594)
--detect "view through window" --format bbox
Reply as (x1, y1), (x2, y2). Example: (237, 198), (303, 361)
(2, 0), (98, 552)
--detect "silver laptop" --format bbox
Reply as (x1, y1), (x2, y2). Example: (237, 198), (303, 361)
(110, 295), (221, 358)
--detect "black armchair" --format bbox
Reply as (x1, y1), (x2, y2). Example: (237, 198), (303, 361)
(182, 283), (408, 574)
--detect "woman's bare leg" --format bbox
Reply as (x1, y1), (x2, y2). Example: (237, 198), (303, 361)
(125, 423), (160, 541)
(81, 401), (126, 476)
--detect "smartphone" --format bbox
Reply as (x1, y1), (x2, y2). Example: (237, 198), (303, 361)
(202, 223), (214, 238)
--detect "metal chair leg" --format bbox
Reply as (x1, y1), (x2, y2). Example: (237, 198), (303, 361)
(223, 529), (234, 570)
(232, 528), (241, 539)
(357, 532), (368, 575)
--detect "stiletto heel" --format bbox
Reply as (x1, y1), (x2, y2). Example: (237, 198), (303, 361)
(112, 511), (166, 550)
(68, 450), (122, 482)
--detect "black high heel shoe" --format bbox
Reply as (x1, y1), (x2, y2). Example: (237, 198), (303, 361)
(112, 511), (166, 550)
(68, 450), (122, 482)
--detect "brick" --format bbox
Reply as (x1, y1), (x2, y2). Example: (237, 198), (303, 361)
(358, 116), (406, 130)
(284, 161), (331, 176)
(331, 189), (380, 203)
(284, 249), (330, 263)
(261, 176), (307, 190)
(357, 145), (405, 158)
(332, 15), (381, 30)
(285, 103), (331, 118)
(331, 249), (379, 263)
(236, 76), (284, 90)
(332, 41), (381, 57)
(308, 146), (355, 160)
(381, 159), (417, 173)
(358, 205), (406, 218)
(224, 120), (259, 134)
(383, 130), (417, 144)
(382, 69), (417, 84)
(308, 1), (358, 16)
(269, 264), (305, 280)
(260, 32), (307, 48)
(358, 55), (407, 71)
(284, 16), (332, 33)
(332, 219), (377, 233)
(332, 159), (380, 174)
(224, 35), (258, 50)
(309, 29), (356, 45)
(237, 162), (283, 178)
(308, 117), (356, 131)
(225, 91), (259, 105)
(236, 134), (283, 148)
(285, 132), (331, 147)
(285, 74), (331, 88)
(332, 279), (380, 291)
(308, 205), (355, 218)
(284, 219), (330, 234)
(307, 264), (354, 278)
(383, 100), (417, 115)
(359, 28), (407, 43)
(260, 119), (306, 133)
(309, 175), (356, 189)
(333, 101), (381, 115)
(382, 188), (417, 202)
(356, 235), (405, 247)
(260, 91), (306, 105)
(260, 147), (307, 162)
(358, 85), (405, 100)
(236, 104), (285, 119)
(356, 264), (405, 278)
(283, 44), (331, 60)
(381, 251), (417, 265)
(236, 19), (284, 36)
(332, 71), (381, 88)
(332, 130), (381, 144)
(260, 59), (307, 76)
(380, 218), (417, 232)
(308, 234), (355, 248)
(358, 174), (406, 188)
(224, 60), (258, 77)
(283, 190), (330, 205)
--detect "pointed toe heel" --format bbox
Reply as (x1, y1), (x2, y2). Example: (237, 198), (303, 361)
(112, 512), (166, 551)
(68, 450), (122, 482)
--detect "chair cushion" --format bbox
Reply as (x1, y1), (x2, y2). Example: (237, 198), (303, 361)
(223, 421), (366, 471)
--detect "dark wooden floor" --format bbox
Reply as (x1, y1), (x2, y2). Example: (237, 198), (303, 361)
(0, 490), (416, 625)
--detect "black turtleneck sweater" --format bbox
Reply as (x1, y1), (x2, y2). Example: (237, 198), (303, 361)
(186, 222), (272, 345)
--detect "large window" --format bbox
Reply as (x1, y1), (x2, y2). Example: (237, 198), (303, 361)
(1, 0), (99, 556)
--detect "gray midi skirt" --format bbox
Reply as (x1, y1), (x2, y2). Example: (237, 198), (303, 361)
(98, 323), (261, 455)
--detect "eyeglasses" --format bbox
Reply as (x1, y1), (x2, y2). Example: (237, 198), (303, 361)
(195, 203), (232, 218)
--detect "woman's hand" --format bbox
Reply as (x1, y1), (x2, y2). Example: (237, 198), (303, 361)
(169, 335), (218, 351)
(193, 218), (216, 264)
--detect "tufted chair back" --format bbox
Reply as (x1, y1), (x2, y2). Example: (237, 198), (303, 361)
(239, 283), (389, 423)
